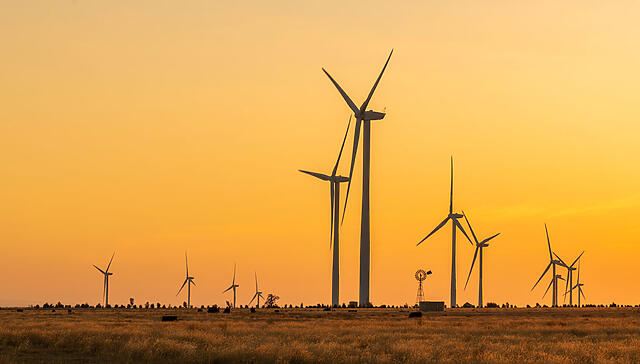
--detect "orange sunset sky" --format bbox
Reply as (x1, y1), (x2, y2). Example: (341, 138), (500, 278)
(1, 1), (640, 307)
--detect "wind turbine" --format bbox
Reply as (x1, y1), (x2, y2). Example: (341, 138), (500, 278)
(93, 252), (115, 307)
(417, 157), (473, 308)
(554, 251), (584, 307)
(322, 50), (393, 307)
(177, 252), (195, 308)
(248, 272), (265, 308)
(566, 261), (586, 307)
(531, 224), (567, 307)
(462, 212), (500, 308)
(299, 117), (351, 307)
(223, 264), (239, 308)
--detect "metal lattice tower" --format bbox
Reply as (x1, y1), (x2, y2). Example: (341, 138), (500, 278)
(415, 269), (427, 305)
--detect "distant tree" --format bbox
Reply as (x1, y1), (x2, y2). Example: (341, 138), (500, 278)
(183, 301), (187, 308)
(145, 302), (150, 309)
(129, 298), (135, 306)
(265, 294), (280, 308)
(157, 302), (161, 309)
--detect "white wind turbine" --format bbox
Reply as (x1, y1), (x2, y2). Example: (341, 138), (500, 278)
(177, 252), (195, 308)
(531, 224), (567, 307)
(417, 157), (473, 308)
(299, 117), (350, 307)
(462, 212), (500, 308)
(554, 251), (584, 307)
(322, 50), (393, 307)
(248, 272), (265, 308)
(93, 252), (115, 307)
(223, 264), (239, 308)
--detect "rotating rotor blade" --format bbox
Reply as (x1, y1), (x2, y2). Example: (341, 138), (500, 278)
(542, 278), (554, 298)
(417, 216), (450, 246)
(464, 246), (480, 290)
(532, 262), (552, 290)
(341, 118), (362, 224)
(299, 170), (331, 181)
(222, 285), (233, 293)
(249, 292), (258, 305)
(359, 49), (393, 113)
(481, 233), (501, 244)
(332, 115), (352, 177)
(449, 157), (454, 214)
(553, 253), (568, 268)
(462, 211), (479, 245)
(233, 263), (236, 284)
(544, 224), (553, 260)
(453, 218), (473, 244)
(177, 278), (188, 295)
(255, 272), (258, 292)
(185, 252), (189, 277)
(190, 279), (196, 286)
(577, 262), (580, 283)
(580, 288), (586, 300)
(94, 265), (105, 275)
(564, 271), (569, 296)
(570, 251), (585, 268)
(322, 69), (359, 115)
(106, 252), (115, 272)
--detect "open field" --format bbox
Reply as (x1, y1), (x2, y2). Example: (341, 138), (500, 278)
(1, 308), (639, 363)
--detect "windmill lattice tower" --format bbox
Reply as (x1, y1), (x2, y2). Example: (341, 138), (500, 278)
(415, 269), (427, 305)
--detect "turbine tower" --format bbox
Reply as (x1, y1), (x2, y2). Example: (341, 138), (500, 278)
(417, 157), (472, 308)
(532, 225), (567, 307)
(248, 272), (265, 308)
(554, 251), (584, 306)
(93, 252), (115, 307)
(223, 264), (240, 308)
(322, 50), (393, 307)
(462, 212), (500, 308)
(177, 252), (195, 308)
(299, 117), (351, 307)
(543, 274), (565, 302)
(566, 261), (586, 307)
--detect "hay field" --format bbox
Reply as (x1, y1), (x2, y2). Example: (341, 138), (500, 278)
(0, 307), (639, 363)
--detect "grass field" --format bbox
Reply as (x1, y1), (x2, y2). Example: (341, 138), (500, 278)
(0, 307), (639, 363)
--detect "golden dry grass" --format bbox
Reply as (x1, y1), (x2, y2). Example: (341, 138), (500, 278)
(0, 307), (639, 363)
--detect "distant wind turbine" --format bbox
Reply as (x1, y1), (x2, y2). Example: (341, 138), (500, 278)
(566, 261), (586, 307)
(93, 252), (115, 307)
(554, 251), (584, 307)
(177, 252), (195, 308)
(248, 272), (265, 308)
(462, 212), (500, 308)
(543, 274), (565, 301)
(223, 264), (239, 308)
(322, 50), (393, 307)
(417, 157), (473, 308)
(299, 116), (351, 307)
(531, 224), (567, 307)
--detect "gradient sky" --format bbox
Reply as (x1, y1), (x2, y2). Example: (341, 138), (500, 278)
(1, 1), (640, 307)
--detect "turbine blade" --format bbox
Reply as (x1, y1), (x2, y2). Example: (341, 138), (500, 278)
(545, 224), (552, 260)
(532, 263), (551, 290)
(570, 251), (585, 268)
(93, 265), (105, 274)
(577, 262), (580, 283)
(481, 233), (501, 244)
(565, 271), (569, 296)
(255, 272), (258, 292)
(580, 288), (586, 300)
(249, 292), (258, 305)
(542, 278), (553, 298)
(185, 252), (189, 277)
(177, 278), (188, 295)
(359, 49), (393, 113)
(449, 156), (453, 214)
(464, 246), (480, 290)
(332, 115), (351, 177)
(453, 218), (473, 245)
(233, 263), (236, 284)
(553, 253), (568, 268)
(190, 279), (196, 286)
(341, 118), (362, 224)
(106, 252), (115, 272)
(322, 68), (359, 115)
(417, 216), (450, 246)
(299, 170), (331, 181)
(222, 285), (233, 293)
(462, 211), (479, 244)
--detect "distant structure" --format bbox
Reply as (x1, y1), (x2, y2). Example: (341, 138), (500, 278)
(532, 224), (567, 307)
(554, 251), (584, 306)
(462, 212), (500, 308)
(299, 116), (351, 307)
(322, 50), (393, 307)
(417, 157), (472, 308)
(415, 269), (431, 305)
(543, 274), (565, 302)
(223, 263), (240, 308)
(248, 272), (265, 308)
(566, 261), (586, 307)
(177, 252), (196, 308)
(93, 252), (115, 307)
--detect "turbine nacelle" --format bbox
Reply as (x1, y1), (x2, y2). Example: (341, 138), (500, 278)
(360, 110), (385, 121)
(449, 213), (464, 219)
